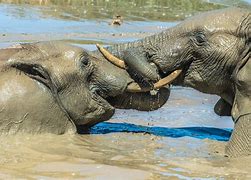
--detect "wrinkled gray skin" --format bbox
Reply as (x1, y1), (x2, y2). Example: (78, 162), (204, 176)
(96, 8), (250, 157)
(0, 42), (169, 135)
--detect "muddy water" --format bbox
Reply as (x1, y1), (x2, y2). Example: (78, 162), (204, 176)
(0, 1), (251, 179)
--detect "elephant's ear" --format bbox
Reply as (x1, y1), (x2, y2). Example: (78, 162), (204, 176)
(232, 45), (251, 120)
(5, 43), (52, 89)
(232, 50), (251, 121)
(226, 53), (251, 157)
(0, 45), (23, 63)
(6, 43), (44, 65)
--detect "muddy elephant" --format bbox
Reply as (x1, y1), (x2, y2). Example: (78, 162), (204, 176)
(0, 42), (169, 135)
(94, 7), (250, 157)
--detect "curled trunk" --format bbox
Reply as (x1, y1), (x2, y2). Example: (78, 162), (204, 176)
(107, 87), (170, 111)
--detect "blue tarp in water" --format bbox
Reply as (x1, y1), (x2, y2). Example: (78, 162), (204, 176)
(90, 122), (232, 142)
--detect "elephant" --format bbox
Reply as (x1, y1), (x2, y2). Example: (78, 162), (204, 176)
(93, 7), (250, 157)
(0, 41), (170, 135)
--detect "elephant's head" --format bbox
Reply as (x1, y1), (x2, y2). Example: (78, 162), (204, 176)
(94, 7), (250, 156)
(99, 8), (249, 101)
(0, 41), (169, 134)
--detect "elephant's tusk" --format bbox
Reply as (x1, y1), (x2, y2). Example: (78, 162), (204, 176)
(96, 44), (126, 69)
(96, 44), (182, 92)
(127, 70), (182, 92)
(153, 70), (182, 89)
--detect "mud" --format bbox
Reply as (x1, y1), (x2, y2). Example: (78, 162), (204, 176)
(0, 1), (250, 179)
(0, 88), (250, 179)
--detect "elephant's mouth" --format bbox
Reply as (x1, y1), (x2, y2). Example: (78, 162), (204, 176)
(164, 63), (192, 86)
(126, 70), (182, 92)
(82, 89), (115, 127)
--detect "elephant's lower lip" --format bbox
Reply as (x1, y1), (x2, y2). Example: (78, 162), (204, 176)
(74, 94), (115, 127)
(126, 69), (182, 93)
(76, 108), (115, 127)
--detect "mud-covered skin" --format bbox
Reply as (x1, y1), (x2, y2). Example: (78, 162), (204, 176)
(0, 42), (119, 134)
(0, 41), (170, 134)
(107, 87), (170, 111)
(95, 8), (250, 157)
(0, 43), (127, 134)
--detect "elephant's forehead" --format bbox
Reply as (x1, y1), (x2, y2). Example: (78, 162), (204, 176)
(57, 45), (83, 59)
(180, 8), (248, 32)
(64, 50), (77, 60)
(37, 41), (83, 60)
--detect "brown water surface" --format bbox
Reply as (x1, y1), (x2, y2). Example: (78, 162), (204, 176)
(0, 1), (250, 179)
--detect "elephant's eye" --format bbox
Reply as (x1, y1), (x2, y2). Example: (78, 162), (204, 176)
(80, 55), (89, 67)
(194, 32), (206, 45)
(247, 37), (251, 44)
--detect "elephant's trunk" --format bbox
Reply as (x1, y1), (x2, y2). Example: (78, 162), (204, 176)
(106, 87), (170, 111)
(226, 114), (251, 157)
(93, 26), (172, 62)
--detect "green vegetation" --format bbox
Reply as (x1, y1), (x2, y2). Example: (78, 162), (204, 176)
(0, 0), (249, 21)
